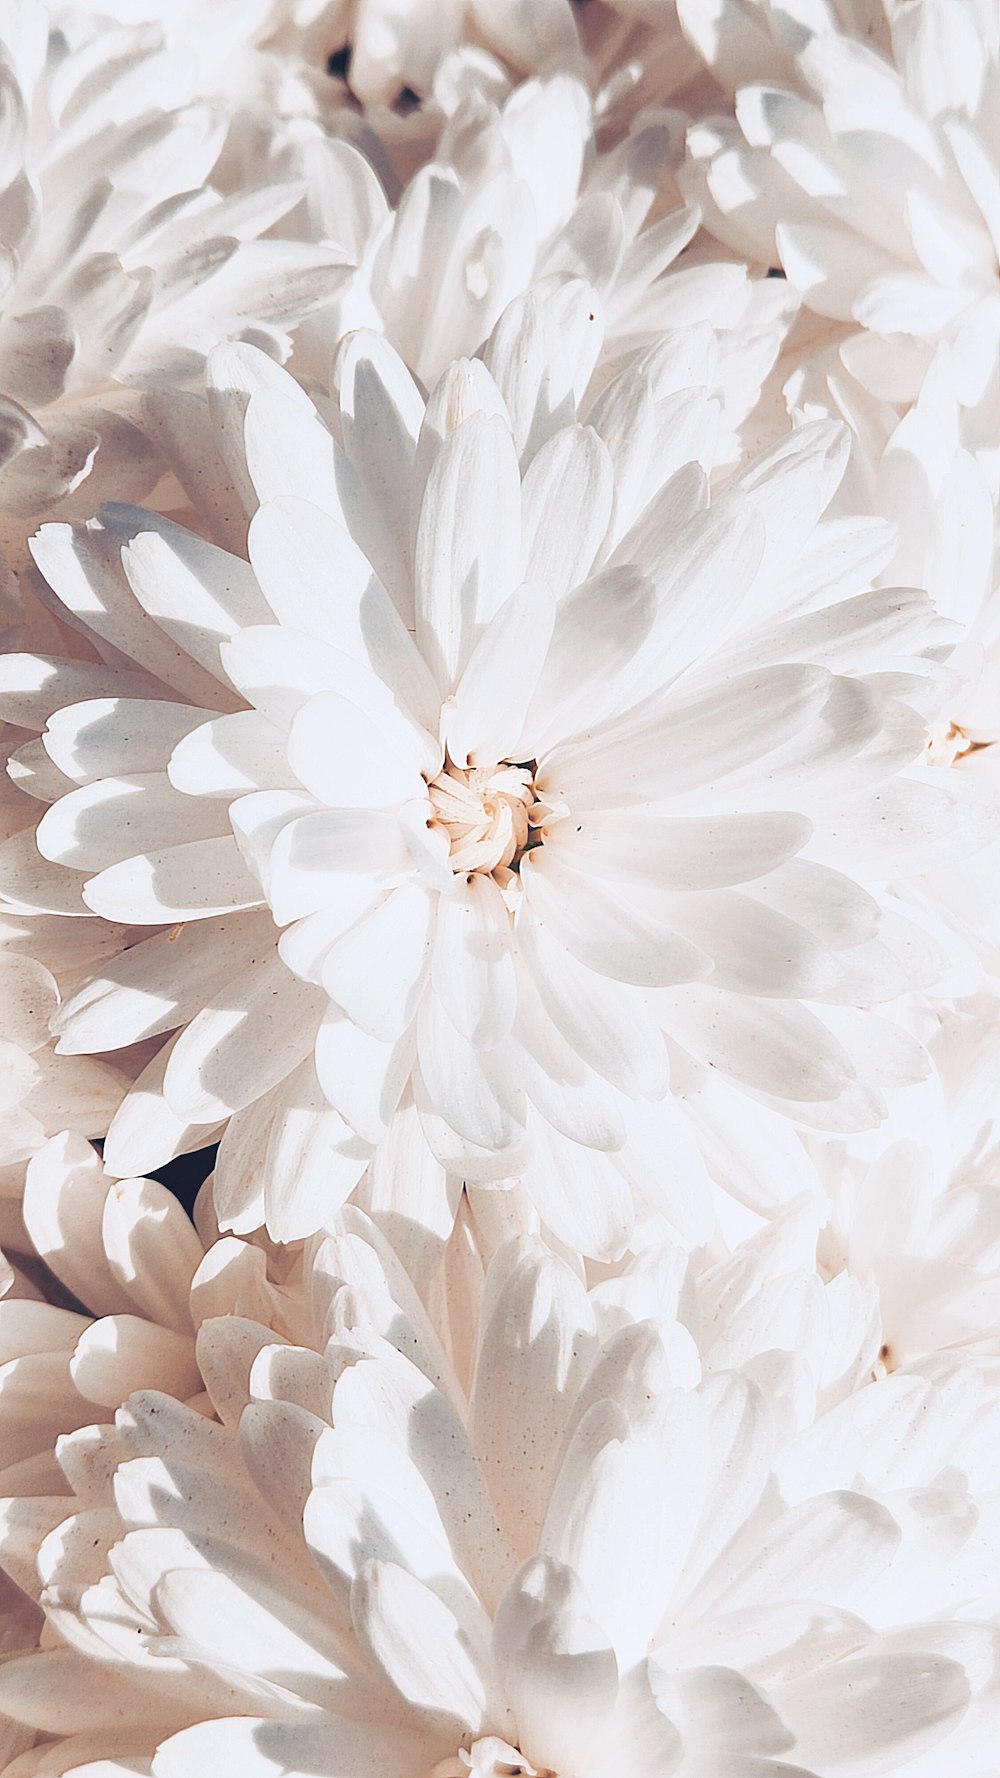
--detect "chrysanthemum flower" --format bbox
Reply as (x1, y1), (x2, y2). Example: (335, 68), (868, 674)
(0, 1128), (323, 1775)
(0, 4), (346, 554)
(1, 1205), (997, 1776)
(309, 0), (584, 108)
(0, 702), (148, 1254)
(780, 340), (1000, 977)
(0, 1134), (211, 1487)
(290, 68), (796, 453)
(807, 997), (1000, 1371)
(0, 297), (984, 1254)
(679, 0), (1000, 474)
(0, 943), (128, 1255)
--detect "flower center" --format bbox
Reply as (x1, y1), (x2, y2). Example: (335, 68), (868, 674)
(925, 720), (995, 767)
(427, 760), (543, 881)
(428, 1738), (555, 1778)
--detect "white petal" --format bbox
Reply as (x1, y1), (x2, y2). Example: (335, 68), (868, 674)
(519, 423), (613, 597)
(23, 1132), (133, 1318)
(519, 563), (655, 757)
(315, 1008), (414, 1144)
(247, 500), (441, 737)
(322, 883), (434, 1041)
(472, 1240), (596, 1556)
(522, 851), (708, 988)
(114, 506), (270, 681)
(542, 663), (831, 811)
(492, 1556), (619, 1777)
(168, 712), (293, 797)
(338, 331), (422, 608)
(350, 1559), (487, 1732)
(101, 1038), (224, 1178)
(357, 1097), (460, 1295)
(37, 775), (229, 873)
(163, 952), (323, 1123)
(443, 582), (554, 770)
(0, 829), (90, 916)
(240, 381), (342, 515)
(664, 888), (838, 998)
(661, 984), (857, 1104)
(70, 1315), (200, 1407)
(247, 494), (376, 651)
(0, 654), (163, 733)
(520, 910), (669, 1099)
(153, 1716), (420, 1778)
(52, 912), (273, 1055)
(0, 953), (58, 1052)
(512, 965), (626, 1151)
(43, 698), (211, 785)
(30, 521), (229, 711)
(780, 1648), (970, 1775)
(214, 1058), (370, 1242)
(613, 487), (766, 700)
(543, 1391), (707, 1668)
(287, 688), (426, 809)
(268, 809), (409, 929)
(431, 874), (516, 1048)
(550, 809), (812, 891)
(83, 835), (263, 923)
(152, 1560), (345, 1698)
(220, 624), (352, 730)
(523, 1114), (634, 1260)
(100, 1175), (203, 1332)
(416, 991), (523, 1152)
(482, 277), (601, 463)
(414, 411), (521, 691)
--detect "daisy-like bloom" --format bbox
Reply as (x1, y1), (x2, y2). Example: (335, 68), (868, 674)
(0, 1134), (210, 1491)
(781, 339), (1000, 977)
(298, 0), (584, 108)
(807, 996), (1000, 1373)
(0, 698), (145, 1253)
(0, 1127), (331, 1777)
(0, 301), (986, 1257)
(0, 3), (347, 558)
(1, 1208), (998, 1776)
(0, 940), (128, 1254)
(291, 68), (797, 455)
(679, 0), (1000, 481)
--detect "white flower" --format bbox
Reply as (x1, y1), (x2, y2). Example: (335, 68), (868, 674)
(0, 941), (128, 1254)
(293, 69), (795, 454)
(0, 304), (980, 1255)
(0, 1134), (209, 1478)
(0, 575), (135, 1250)
(309, 0), (584, 107)
(785, 342), (1000, 979)
(0, 3), (346, 555)
(679, 0), (1000, 476)
(806, 997), (1000, 1372)
(1, 1209), (997, 1776)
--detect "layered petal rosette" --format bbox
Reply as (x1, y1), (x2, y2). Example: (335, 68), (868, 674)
(295, 69), (794, 454)
(0, 301), (985, 1254)
(0, 3), (348, 553)
(679, 0), (1000, 473)
(0, 1208), (998, 1775)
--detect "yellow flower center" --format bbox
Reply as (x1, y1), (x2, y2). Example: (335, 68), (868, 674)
(925, 720), (994, 767)
(428, 1738), (555, 1778)
(427, 760), (543, 880)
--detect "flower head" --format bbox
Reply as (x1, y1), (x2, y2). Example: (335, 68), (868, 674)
(0, 299), (979, 1254)
(680, 0), (1000, 465)
(0, 3), (347, 557)
(0, 1203), (997, 1775)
